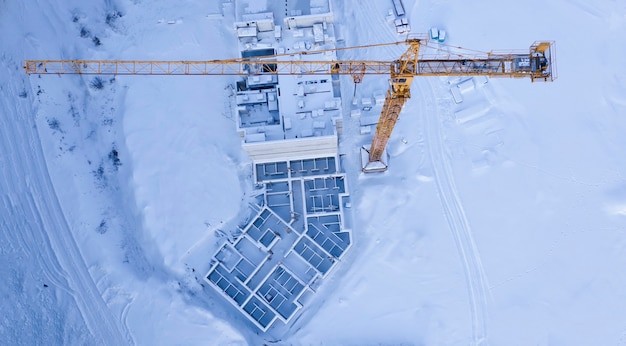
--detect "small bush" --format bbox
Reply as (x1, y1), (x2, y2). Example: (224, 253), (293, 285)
(96, 219), (108, 234)
(106, 10), (123, 26)
(92, 164), (107, 188)
(47, 118), (62, 132)
(90, 77), (105, 90)
(92, 36), (102, 46)
(80, 26), (90, 38)
(108, 148), (122, 169)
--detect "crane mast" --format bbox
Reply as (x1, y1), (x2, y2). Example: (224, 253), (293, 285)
(24, 37), (556, 172)
(365, 38), (420, 170)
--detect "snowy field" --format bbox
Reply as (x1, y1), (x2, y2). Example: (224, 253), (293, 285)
(2, 0), (626, 345)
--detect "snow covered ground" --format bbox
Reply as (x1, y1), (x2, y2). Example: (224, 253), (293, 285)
(2, 0), (626, 345)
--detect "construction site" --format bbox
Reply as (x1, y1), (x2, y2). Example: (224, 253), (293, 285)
(12, 0), (626, 342)
(22, 0), (557, 334)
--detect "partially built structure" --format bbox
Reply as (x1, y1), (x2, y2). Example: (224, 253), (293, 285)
(205, 0), (353, 332)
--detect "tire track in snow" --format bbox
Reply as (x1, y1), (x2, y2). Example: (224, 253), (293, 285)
(3, 192), (73, 296)
(336, 0), (398, 56)
(334, 0), (490, 341)
(419, 79), (491, 345)
(0, 62), (130, 345)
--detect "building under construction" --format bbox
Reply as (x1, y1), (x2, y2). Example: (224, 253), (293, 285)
(204, 0), (353, 331)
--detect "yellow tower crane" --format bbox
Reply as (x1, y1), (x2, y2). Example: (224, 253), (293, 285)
(24, 36), (556, 172)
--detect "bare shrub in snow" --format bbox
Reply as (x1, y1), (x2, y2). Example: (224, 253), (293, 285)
(89, 77), (105, 90)
(108, 147), (122, 170)
(80, 26), (90, 38)
(47, 118), (62, 132)
(96, 220), (108, 234)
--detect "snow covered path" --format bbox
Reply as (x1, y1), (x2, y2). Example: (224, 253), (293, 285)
(0, 60), (129, 344)
(423, 79), (491, 345)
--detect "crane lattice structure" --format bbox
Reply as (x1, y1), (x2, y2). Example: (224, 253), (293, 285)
(24, 36), (556, 172)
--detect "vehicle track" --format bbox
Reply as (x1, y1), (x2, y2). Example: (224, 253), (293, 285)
(0, 61), (130, 345)
(333, 0), (490, 341)
(419, 79), (491, 345)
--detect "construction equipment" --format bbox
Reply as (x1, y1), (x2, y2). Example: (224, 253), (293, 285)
(24, 36), (556, 172)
